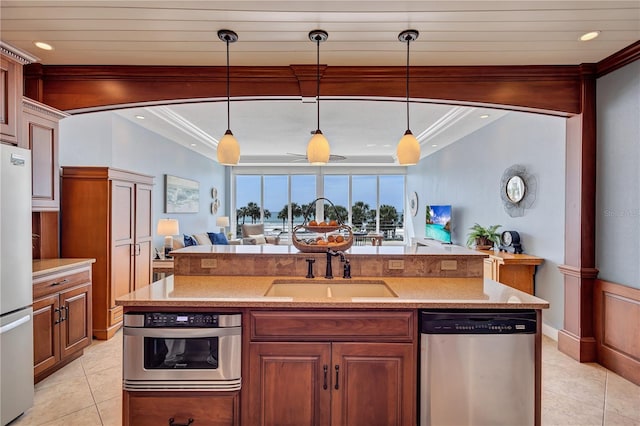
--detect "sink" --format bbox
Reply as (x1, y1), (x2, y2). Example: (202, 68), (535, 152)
(264, 279), (398, 298)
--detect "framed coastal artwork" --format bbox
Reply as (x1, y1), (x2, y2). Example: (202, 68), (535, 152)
(165, 175), (200, 213)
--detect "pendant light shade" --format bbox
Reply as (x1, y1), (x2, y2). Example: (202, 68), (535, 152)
(307, 130), (330, 165)
(397, 130), (421, 165)
(217, 129), (240, 165)
(307, 30), (330, 165)
(397, 29), (420, 166)
(216, 29), (240, 166)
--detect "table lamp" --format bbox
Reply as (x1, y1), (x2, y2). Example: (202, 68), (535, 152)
(216, 216), (230, 235)
(157, 218), (179, 258)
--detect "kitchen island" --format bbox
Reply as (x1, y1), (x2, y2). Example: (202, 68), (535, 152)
(170, 243), (488, 279)
(117, 270), (547, 426)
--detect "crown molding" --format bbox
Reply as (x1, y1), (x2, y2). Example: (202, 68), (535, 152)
(0, 41), (39, 64)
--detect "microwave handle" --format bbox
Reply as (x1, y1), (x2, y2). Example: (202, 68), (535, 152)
(123, 327), (240, 338)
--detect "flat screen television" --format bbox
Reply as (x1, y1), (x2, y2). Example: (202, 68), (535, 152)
(425, 205), (452, 243)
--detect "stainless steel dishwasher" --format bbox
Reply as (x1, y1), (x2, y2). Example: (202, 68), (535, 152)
(420, 309), (537, 426)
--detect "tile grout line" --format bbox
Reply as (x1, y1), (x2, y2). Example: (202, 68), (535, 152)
(81, 347), (106, 426)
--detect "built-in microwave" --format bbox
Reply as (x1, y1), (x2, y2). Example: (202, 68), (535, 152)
(123, 312), (241, 391)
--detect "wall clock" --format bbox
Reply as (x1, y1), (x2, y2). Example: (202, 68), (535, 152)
(409, 191), (418, 216)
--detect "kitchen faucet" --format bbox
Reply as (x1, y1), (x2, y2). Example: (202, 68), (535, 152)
(325, 249), (350, 279)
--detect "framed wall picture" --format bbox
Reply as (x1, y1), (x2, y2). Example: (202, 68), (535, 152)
(165, 175), (200, 213)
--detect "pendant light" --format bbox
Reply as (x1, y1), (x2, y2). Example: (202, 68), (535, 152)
(307, 30), (330, 165)
(216, 29), (240, 165)
(396, 29), (421, 166)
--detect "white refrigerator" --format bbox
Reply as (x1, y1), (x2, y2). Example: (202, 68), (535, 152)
(0, 144), (34, 425)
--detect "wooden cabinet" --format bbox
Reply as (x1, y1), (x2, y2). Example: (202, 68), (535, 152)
(1, 42), (37, 145)
(32, 262), (93, 383)
(481, 251), (544, 294)
(61, 167), (154, 339)
(247, 311), (416, 426)
(1, 51), (23, 145)
(22, 98), (67, 211)
(123, 391), (239, 426)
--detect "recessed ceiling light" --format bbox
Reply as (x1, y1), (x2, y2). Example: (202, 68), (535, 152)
(366, 143), (377, 147)
(431, 144), (438, 147)
(34, 41), (53, 51)
(580, 31), (601, 41)
(383, 144), (391, 148)
(134, 115), (145, 120)
(480, 114), (490, 119)
(190, 143), (197, 147)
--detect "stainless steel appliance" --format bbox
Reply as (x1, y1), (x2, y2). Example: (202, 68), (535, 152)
(0, 145), (34, 426)
(420, 309), (536, 426)
(123, 312), (241, 391)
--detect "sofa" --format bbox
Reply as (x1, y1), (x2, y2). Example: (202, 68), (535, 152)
(241, 223), (281, 245)
(172, 231), (240, 249)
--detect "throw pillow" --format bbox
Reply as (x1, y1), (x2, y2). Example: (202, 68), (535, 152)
(249, 233), (267, 245)
(207, 232), (229, 245)
(184, 234), (197, 247)
(193, 232), (212, 245)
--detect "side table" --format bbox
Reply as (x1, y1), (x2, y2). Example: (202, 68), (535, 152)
(152, 258), (174, 281)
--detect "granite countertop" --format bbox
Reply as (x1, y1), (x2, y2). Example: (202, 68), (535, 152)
(171, 244), (487, 257)
(33, 258), (95, 277)
(116, 275), (549, 309)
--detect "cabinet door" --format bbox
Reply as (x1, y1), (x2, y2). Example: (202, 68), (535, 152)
(32, 294), (60, 376)
(248, 342), (331, 426)
(59, 284), (92, 360)
(0, 55), (21, 145)
(134, 183), (152, 289)
(331, 342), (415, 426)
(24, 110), (59, 211)
(111, 180), (135, 304)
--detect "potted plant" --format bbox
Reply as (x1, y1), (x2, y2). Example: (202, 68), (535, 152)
(466, 223), (501, 250)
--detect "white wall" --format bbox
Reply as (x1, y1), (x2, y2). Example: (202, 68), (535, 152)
(59, 112), (227, 252)
(596, 61), (640, 289)
(407, 111), (566, 330)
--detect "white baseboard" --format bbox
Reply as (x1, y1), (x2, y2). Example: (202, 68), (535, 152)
(542, 323), (558, 341)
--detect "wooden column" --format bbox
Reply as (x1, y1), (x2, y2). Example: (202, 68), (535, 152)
(557, 64), (599, 362)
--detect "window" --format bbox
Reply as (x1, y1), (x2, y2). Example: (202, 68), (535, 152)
(352, 176), (377, 232)
(234, 171), (405, 244)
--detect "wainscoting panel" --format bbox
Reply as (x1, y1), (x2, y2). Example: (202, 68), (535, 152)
(594, 279), (640, 386)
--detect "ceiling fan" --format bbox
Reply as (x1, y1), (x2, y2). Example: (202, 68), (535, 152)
(286, 153), (347, 163)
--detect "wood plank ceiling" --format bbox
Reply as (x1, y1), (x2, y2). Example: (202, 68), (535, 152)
(2, 1), (638, 164)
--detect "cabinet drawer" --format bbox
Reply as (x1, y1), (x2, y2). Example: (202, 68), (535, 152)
(250, 310), (415, 342)
(33, 269), (91, 298)
(124, 391), (239, 426)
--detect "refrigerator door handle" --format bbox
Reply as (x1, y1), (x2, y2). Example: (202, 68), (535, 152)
(0, 314), (31, 335)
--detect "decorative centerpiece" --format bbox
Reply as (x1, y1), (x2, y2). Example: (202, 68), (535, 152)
(292, 198), (354, 253)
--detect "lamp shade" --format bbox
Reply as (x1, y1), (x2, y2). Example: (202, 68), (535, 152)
(217, 130), (240, 165)
(216, 216), (230, 227)
(307, 131), (330, 165)
(397, 130), (421, 165)
(157, 218), (179, 236)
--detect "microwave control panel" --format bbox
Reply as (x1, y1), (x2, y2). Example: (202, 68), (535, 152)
(144, 313), (219, 327)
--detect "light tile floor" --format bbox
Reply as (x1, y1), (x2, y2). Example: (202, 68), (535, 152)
(9, 333), (640, 425)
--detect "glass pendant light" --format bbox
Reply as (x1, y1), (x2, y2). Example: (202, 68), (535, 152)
(396, 29), (421, 166)
(307, 30), (330, 165)
(216, 29), (240, 165)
